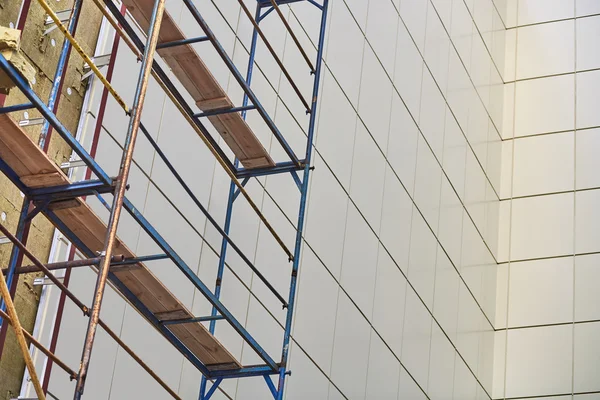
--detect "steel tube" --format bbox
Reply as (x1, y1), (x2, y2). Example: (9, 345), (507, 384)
(157, 36), (209, 49)
(0, 203), (29, 330)
(180, 0), (302, 167)
(258, 6), (275, 22)
(202, 378), (222, 400)
(193, 104), (256, 118)
(160, 315), (224, 325)
(42, 6), (127, 388)
(97, 0), (293, 259)
(97, 0), (236, 174)
(0, 266), (46, 400)
(276, 1), (329, 398)
(200, 3), (264, 394)
(0, 223), (181, 398)
(122, 197), (280, 371)
(16, 0), (33, 30)
(39, 0), (84, 151)
(98, 319), (182, 399)
(209, 364), (274, 379)
(267, 0), (315, 72)
(236, 0), (311, 112)
(0, 309), (78, 380)
(264, 375), (278, 399)
(0, 0), (81, 365)
(42, 245), (76, 392)
(0, 254), (139, 275)
(0, 223), (90, 315)
(44, 208), (214, 377)
(74, 1), (165, 397)
(34, 0), (129, 112)
(0, 55), (112, 185)
(3, 257), (102, 275)
(235, 160), (303, 179)
(0, 103), (35, 114)
(138, 125), (288, 307)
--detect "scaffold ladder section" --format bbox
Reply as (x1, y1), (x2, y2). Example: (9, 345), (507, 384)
(0, 0), (329, 399)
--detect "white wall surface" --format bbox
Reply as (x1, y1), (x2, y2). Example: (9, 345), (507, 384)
(29, 0), (599, 399)
(496, 1), (600, 399)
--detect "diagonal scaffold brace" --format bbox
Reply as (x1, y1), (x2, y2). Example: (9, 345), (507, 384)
(0, 259), (46, 400)
(73, 0), (166, 398)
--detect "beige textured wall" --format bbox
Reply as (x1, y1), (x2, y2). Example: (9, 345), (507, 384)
(0, 1), (101, 398)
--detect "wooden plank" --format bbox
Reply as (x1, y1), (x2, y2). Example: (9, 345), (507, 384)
(0, 115), (242, 369)
(168, 323), (236, 366)
(121, 0), (225, 106)
(159, 47), (230, 107)
(48, 200), (81, 211)
(195, 97), (230, 112)
(20, 172), (65, 188)
(113, 268), (236, 366)
(154, 309), (190, 321)
(110, 263), (144, 272)
(0, 115), (69, 181)
(209, 114), (275, 168)
(243, 157), (273, 169)
(120, 0), (276, 169)
(113, 269), (171, 314)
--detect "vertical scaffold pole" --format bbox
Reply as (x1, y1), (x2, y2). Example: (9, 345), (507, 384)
(198, 3), (262, 399)
(0, 202), (29, 331)
(39, 0), (84, 150)
(276, 1), (329, 398)
(73, 0), (165, 398)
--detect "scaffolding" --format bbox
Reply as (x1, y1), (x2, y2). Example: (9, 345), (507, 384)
(0, 0), (329, 398)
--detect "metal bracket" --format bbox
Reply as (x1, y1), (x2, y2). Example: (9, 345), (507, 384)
(201, 378), (223, 400)
(81, 54), (112, 81)
(60, 159), (87, 169)
(28, 179), (115, 203)
(19, 118), (45, 127)
(25, 200), (50, 223)
(34, 276), (65, 286)
(44, 9), (73, 36)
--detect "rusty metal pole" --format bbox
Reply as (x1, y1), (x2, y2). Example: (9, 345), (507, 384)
(268, 0), (315, 73)
(0, 309), (78, 380)
(0, 265), (46, 400)
(73, 0), (165, 398)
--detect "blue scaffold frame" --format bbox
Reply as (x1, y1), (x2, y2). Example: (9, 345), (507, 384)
(199, 0), (329, 398)
(0, 0), (329, 398)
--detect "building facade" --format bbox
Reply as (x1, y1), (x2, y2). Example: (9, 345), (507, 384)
(5, 0), (600, 399)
